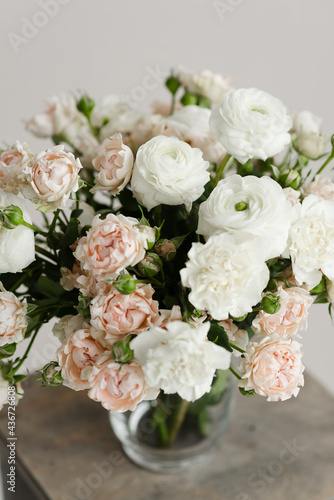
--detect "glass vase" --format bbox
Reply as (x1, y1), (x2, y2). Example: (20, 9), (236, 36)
(109, 369), (237, 473)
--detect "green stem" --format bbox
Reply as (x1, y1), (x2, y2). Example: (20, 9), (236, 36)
(312, 153), (334, 180)
(166, 399), (189, 447)
(154, 205), (162, 227)
(229, 366), (241, 380)
(170, 95), (176, 116)
(229, 342), (245, 354)
(9, 264), (43, 292)
(9, 325), (42, 376)
(21, 221), (48, 237)
(214, 153), (232, 187)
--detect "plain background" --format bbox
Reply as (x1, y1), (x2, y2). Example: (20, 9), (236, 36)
(0, 0), (334, 396)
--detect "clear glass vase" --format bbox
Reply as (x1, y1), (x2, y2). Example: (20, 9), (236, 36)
(109, 369), (237, 473)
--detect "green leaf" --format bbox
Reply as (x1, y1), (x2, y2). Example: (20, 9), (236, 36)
(239, 387), (256, 397)
(13, 374), (28, 383)
(188, 369), (230, 415)
(208, 323), (233, 352)
(58, 218), (79, 250)
(0, 343), (16, 359)
(36, 276), (64, 299)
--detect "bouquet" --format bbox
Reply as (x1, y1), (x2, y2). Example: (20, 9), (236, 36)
(0, 67), (333, 448)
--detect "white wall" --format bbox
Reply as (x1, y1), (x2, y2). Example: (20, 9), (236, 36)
(1, 0), (334, 395)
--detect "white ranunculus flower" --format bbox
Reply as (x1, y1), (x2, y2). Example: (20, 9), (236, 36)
(283, 195), (334, 288)
(209, 88), (292, 164)
(26, 94), (87, 139)
(293, 110), (322, 136)
(130, 321), (231, 402)
(197, 174), (293, 260)
(292, 110), (326, 160)
(0, 190), (35, 274)
(131, 135), (210, 211)
(152, 106), (226, 163)
(178, 68), (232, 105)
(180, 233), (269, 320)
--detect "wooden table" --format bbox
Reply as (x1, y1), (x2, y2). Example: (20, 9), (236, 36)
(0, 373), (334, 500)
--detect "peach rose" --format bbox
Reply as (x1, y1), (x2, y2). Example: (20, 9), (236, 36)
(91, 133), (134, 195)
(253, 286), (314, 338)
(57, 328), (106, 391)
(90, 284), (159, 344)
(0, 142), (33, 193)
(0, 285), (27, 347)
(74, 213), (147, 281)
(239, 335), (304, 401)
(218, 319), (248, 357)
(88, 355), (159, 412)
(157, 305), (183, 329)
(21, 145), (82, 212)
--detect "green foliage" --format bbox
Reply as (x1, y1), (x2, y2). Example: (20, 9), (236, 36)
(208, 323), (233, 352)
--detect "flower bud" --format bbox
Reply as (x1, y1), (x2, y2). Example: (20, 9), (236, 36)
(165, 76), (181, 96)
(113, 274), (137, 295)
(0, 205), (24, 229)
(77, 95), (95, 118)
(261, 294), (281, 314)
(137, 252), (162, 278)
(38, 362), (63, 387)
(180, 92), (198, 106)
(294, 134), (327, 160)
(111, 339), (134, 364)
(197, 96), (211, 109)
(136, 224), (157, 250)
(279, 169), (301, 189)
(154, 239), (177, 261)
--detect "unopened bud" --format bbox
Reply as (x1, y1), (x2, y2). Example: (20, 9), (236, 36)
(280, 169), (301, 189)
(295, 134), (327, 160)
(197, 96), (211, 108)
(165, 76), (181, 96)
(111, 339), (134, 364)
(180, 92), (198, 106)
(261, 294), (281, 314)
(137, 253), (162, 278)
(113, 274), (137, 295)
(77, 95), (95, 118)
(154, 239), (177, 261)
(0, 205), (24, 229)
(38, 362), (63, 387)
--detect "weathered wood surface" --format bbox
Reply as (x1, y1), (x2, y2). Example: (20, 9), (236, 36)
(0, 373), (334, 500)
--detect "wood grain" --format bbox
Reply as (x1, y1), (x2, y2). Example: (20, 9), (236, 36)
(0, 374), (334, 500)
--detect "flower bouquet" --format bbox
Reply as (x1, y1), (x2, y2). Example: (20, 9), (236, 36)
(0, 67), (333, 471)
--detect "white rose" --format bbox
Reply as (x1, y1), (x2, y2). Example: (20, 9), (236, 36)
(131, 135), (210, 211)
(72, 129), (100, 169)
(198, 175), (293, 260)
(130, 321), (231, 402)
(26, 94), (87, 139)
(284, 195), (334, 287)
(20, 145), (82, 212)
(178, 68), (232, 105)
(0, 190), (35, 274)
(180, 233), (269, 321)
(91, 133), (134, 195)
(292, 111), (326, 160)
(152, 106), (226, 163)
(0, 284), (28, 347)
(209, 88), (292, 164)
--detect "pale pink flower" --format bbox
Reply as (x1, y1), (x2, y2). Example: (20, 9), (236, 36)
(60, 262), (114, 298)
(304, 175), (334, 202)
(253, 286), (313, 339)
(0, 285), (27, 347)
(91, 133), (134, 195)
(57, 328), (106, 391)
(239, 335), (304, 401)
(21, 145), (82, 212)
(218, 319), (249, 356)
(52, 314), (88, 344)
(90, 284), (159, 345)
(74, 214), (147, 281)
(0, 142), (33, 193)
(88, 355), (159, 412)
(157, 306), (183, 329)
(283, 187), (301, 207)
